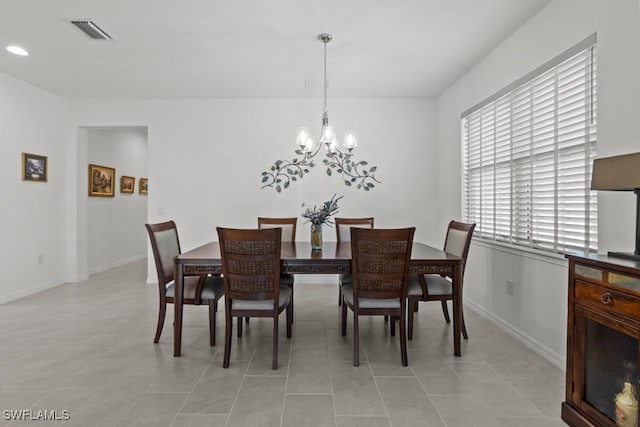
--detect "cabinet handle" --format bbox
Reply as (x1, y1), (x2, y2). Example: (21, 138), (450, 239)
(600, 293), (613, 305)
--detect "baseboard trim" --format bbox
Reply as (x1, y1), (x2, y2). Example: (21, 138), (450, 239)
(72, 274), (90, 283)
(88, 253), (146, 275)
(464, 297), (565, 369)
(1, 278), (66, 305)
(2, 256), (147, 305)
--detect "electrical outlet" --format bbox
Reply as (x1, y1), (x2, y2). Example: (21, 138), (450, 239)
(506, 280), (514, 295)
(37, 254), (44, 264)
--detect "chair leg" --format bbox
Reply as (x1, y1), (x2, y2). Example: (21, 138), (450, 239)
(400, 307), (408, 366)
(272, 315), (279, 370)
(237, 316), (243, 337)
(338, 283), (342, 306)
(441, 300), (451, 323)
(353, 311), (360, 367)
(390, 315), (396, 337)
(245, 317), (250, 323)
(209, 300), (216, 346)
(289, 283), (294, 323)
(408, 297), (415, 341)
(384, 315), (389, 322)
(461, 310), (469, 340)
(223, 310), (232, 368)
(341, 298), (347, 336)
(286, 304), (292, 338)
(154, 299), (166, 343)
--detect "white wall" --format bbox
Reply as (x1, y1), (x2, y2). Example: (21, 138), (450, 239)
(435, 0), (640, 367)
(86, 128), (148, 273)
(68, 98), (438, 282)
(0, 72), (69, 303)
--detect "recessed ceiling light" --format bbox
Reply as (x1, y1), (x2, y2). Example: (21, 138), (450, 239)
(6, 45), (29, 56)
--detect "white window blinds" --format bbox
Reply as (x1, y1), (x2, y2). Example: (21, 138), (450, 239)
(462, 35), (597, 254)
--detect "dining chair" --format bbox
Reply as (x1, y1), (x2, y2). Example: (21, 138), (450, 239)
(335, 217), (374, 306)
(341, 227), (415, 366)
(217, 227), (292, 369)
(258, 217), (296, 322)
(407, 220), (476, 340)
(145, 220), (224, 346)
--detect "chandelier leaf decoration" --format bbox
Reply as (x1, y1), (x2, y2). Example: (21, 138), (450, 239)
(261, 33), (380, 193)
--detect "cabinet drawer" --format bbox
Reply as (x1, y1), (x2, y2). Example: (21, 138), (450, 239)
(575, 280), (640, 321)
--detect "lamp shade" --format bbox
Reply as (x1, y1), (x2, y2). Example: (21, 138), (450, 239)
(591, 152), (640, 191)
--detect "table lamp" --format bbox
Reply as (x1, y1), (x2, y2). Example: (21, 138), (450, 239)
(591, 152), (640, 261)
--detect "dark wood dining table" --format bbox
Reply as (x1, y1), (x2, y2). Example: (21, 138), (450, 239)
(173, 241), (463, 357)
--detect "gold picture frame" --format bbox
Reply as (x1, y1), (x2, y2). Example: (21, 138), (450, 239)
(120, 175), (135, 194)
(139, 177), (148, 195)
(89, 164), (116, 197)
(22, 152), (47, 182)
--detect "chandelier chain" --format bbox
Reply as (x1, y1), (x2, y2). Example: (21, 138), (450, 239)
(323, 38), (328, 113)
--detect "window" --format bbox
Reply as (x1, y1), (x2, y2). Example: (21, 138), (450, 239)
(462, 34), (597, 254)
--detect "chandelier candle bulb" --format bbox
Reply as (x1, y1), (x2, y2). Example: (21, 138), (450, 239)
(343, 132), (357, 151)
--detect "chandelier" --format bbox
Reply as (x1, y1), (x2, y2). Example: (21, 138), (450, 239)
(261, 33), (380, 192)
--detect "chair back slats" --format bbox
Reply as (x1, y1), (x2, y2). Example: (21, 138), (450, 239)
(257, 217), (297, 243)
(335, 217), (374, 243)
(217, 227), (282, 302)
(145, 221), (181, 285)
(351, 228), (415, 300)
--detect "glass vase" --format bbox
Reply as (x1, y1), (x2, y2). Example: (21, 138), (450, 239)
(311, 223), (322, 251)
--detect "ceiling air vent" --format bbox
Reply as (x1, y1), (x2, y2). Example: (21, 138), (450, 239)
(69, 20), (112, 40)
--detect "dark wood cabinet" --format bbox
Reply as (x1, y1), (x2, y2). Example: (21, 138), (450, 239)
(564, 254), (640, 427)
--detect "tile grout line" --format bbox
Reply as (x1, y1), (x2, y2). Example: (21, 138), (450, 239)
(279, 315), (295, 427)
(411, 363), (450, 427)
(169, 344), (218, 427)
(224, 322), (261, 427)
(324, 301), (339, 427)
(365, 326), (393, 426)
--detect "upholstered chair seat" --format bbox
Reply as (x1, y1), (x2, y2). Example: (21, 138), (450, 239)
(341, 284), (401, 309)
(165, 275), (224, 300)
(231, 287), (291, 311)
(407, 275), (452, 297)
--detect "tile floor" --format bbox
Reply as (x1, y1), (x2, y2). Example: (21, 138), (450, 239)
(0, 260), (566, 426)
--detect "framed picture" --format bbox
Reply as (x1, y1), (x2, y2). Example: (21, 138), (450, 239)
(139, 178), (148, 195)
(88, 164), (116, 197)
(120, 175), (135, 194)
(22, 152), (47, 182)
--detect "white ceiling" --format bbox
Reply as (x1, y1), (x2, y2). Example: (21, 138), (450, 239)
(0, 0), (551, 99)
